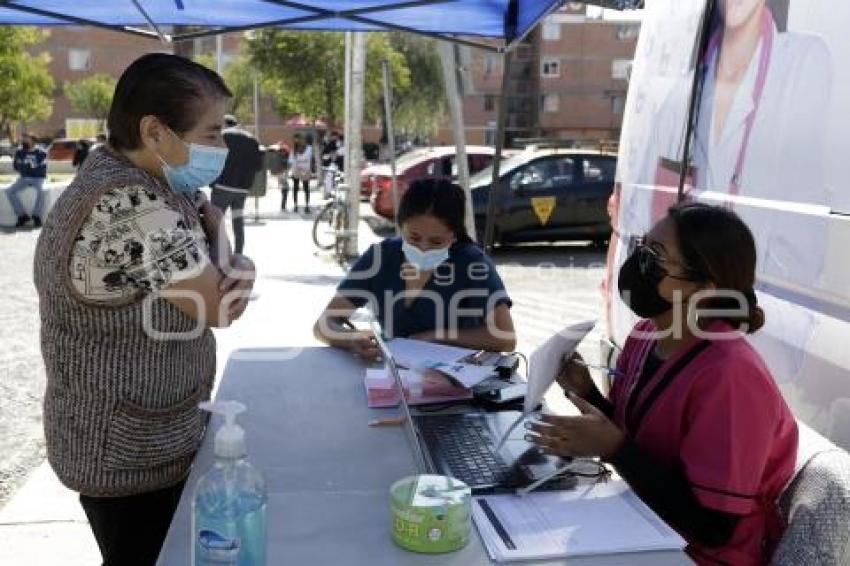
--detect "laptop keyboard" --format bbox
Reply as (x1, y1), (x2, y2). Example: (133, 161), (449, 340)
(415, 414), (522, 488)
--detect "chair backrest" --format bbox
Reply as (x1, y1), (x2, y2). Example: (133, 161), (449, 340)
(771, 448), (850, 565)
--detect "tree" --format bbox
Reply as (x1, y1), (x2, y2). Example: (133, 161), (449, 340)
(195, 54), (270, 125)
(64, 74), (116, 121)
(386, 33), (447, 139)
(0, 28), (54, 141)
(245, 31), (410, 129)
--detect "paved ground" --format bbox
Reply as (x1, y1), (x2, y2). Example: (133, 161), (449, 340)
(0, 181), (606, 564)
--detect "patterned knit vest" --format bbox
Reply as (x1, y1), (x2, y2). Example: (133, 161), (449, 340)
(34, 148), (216, 497)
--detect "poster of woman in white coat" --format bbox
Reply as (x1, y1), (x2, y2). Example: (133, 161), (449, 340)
(609, 0), (834, 385)
(618, 0), (832, 281)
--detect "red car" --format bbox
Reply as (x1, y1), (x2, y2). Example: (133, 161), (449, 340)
(366, 146), (504, 221)
(47, 138), (94, 161)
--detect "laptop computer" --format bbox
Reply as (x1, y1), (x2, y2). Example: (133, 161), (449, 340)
(370, 322), (574, 495)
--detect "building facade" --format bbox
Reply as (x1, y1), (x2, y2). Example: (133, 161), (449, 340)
(435, 4), (639, 147)
(29, 7), (639, 150)
(33, 27), (170, 138)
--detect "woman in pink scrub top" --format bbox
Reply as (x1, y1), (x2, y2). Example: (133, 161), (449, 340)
(528, 202), (798, 565)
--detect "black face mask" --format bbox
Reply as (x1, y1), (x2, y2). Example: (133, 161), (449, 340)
(618, 250), (672, 318)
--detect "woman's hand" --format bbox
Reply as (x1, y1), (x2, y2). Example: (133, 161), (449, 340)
(220, 254), (256, 320)
(345, 330), (381, 361)
(527, 391), (625, 460)
(556, 353), (595, 398)
(196, 193), (223, 232)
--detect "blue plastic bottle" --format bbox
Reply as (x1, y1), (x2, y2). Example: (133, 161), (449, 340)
(192, 401), (267, 566)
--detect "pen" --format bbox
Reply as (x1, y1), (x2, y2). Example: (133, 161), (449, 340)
(570, 358), (624, 378)
(368, 416), (406, 427)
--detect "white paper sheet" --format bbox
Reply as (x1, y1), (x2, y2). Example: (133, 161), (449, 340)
(386, 337), (478, 367)
(495, 320), (596, 451)
(472, 480), (685, 562)
(524, 319), (596, 414)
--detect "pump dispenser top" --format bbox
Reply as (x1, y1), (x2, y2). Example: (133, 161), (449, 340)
(200, 401), (247, 459)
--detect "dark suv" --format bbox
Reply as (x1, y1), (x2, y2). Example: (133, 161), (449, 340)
(470, 149), (617, 245)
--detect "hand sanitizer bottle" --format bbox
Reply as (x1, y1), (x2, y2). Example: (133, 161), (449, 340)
(192, 401), (267, 566)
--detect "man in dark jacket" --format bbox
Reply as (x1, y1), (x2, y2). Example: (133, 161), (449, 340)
(8, 134), (48, 228)
(211, 115), (262, 254)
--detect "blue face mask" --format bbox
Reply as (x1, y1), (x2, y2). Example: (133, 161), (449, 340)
(402, 239), (451, 271)
(158, 131), (228, 194)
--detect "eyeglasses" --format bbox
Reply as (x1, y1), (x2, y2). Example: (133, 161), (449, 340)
(635, 237), (703, 282)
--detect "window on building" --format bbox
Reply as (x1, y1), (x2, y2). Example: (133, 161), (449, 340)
(68, 49), (92, 71)
(612, 95), (627, 115)
(541, 58), (561, 78)
(515, 44), (532, 61)
(612, 59), (633, 81)
(616, 24), (640, 41)
(541, 93), (559, 113)
(542, 20), (561, 41)
(483, 95), (496, 112)
(507, 96), (533, 114)
(484, 123), (497, 146)
(484, 54), (500, 77)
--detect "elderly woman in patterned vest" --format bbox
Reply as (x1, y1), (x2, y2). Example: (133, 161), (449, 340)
(34, 53), (256, 565)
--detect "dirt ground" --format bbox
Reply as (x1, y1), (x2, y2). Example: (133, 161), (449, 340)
(0, 227), (46, 506)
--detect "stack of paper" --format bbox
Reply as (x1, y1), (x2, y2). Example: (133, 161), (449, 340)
(364, 367), (472, 407)
(386, 338), (478, 367)
(386, 338), (496, 389)
(472, 480), (686, 562)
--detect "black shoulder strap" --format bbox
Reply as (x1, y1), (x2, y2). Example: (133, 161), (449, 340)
(628, 340), (712, 435)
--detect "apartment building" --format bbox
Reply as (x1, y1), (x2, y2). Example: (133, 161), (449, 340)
(444, 3), (640, 146)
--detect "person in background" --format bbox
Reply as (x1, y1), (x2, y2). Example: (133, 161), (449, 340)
(35, 53), (256, 565)
(334, 132), (345, 172)
(314, 178), (516, 359)
(269, 140), (291, 210)
(7, 134), (48, 228)
(72, 139), (91, 170)
(320, 130), (342, 198)
(289, 132), (312, 213)
(210, 114), (262, 255)
(528, 202), (797, 565)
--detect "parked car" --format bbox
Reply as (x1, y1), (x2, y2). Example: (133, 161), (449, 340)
(47, 138), (85, 161)
(367, 145), (505, 220)
(470, 148), (617, 245)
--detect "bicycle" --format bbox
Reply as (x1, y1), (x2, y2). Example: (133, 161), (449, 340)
(312, 180), (351, 259)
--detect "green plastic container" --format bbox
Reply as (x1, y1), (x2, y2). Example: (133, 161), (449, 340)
(390, 474), (472, 554)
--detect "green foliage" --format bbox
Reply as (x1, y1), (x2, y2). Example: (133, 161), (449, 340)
(386, 33), (447, 137)
(64, 73), (116, 121)
(245, 31), (417, 130)
(195, 54), (270, 125)
(0, 28), (54, 139)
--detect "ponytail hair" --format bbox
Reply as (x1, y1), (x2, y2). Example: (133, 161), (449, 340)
(668, 202), (765, 334)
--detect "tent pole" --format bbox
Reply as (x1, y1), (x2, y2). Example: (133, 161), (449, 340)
(483, 50), (512, 253)
(381, 60), (400, 236)
(215, 35), (223, 74)
(439, 40), (475, 241)
(344, 31), (352, 178)
(345, 31), (367, 259)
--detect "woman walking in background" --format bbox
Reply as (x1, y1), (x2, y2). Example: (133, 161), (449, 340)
(289, 132), (313, 213)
